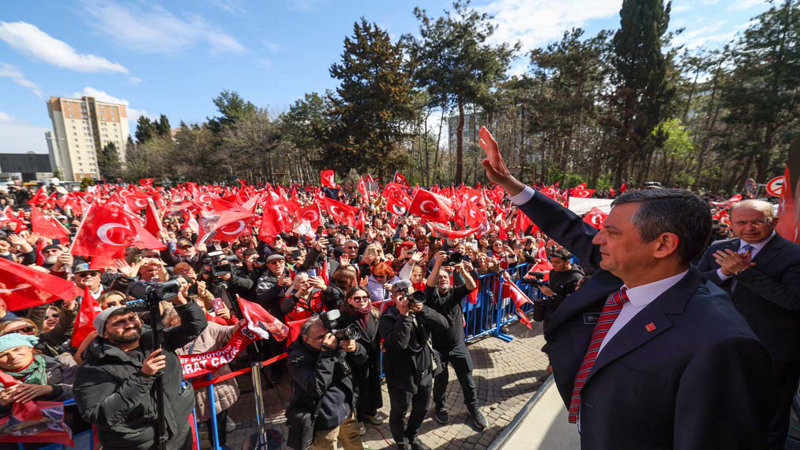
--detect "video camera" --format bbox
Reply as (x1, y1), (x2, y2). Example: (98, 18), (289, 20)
(203, 251), (239, 277)
(126, 279), (182, 311)
(319, 309), (362, 342)
(444, 251), (463, 267)
(521, 271), (549, 288)
(394, 282), (427, 305)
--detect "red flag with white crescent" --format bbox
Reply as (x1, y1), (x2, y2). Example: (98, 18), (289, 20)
(502, 280), (533, 329)
(0, 258), (81, 311)
(583, 207), (608, 230)
(408, 189), (453, 224)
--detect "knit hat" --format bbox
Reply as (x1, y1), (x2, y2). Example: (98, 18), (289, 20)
(93, 305), (127, 336)
(0, 333), (39, 354)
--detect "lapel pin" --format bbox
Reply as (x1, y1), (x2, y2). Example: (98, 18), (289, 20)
(645, 323), (656, 332)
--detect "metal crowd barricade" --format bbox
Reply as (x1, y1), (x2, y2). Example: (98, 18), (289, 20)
(464, 263), (542, 344)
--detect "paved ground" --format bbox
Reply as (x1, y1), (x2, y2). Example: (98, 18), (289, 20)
(199, 319), (550, 450)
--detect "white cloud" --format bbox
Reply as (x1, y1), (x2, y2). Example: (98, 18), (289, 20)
(0, 121), (49, 154)
(209, 0), (246, 15)
(729, 0), (765, 11)
(481, 0), (622, 52)
(71, 86), (151, 126)
(0, 21), (129, 74)
(0, 63), (43, 98)
(128, 76), (143, 84)
(0, 112), (14, 123)
(81, 0), (246, 54)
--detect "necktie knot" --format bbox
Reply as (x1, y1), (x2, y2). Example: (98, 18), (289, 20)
(739, 244), (753, 255)
(614, 287), (629, 306)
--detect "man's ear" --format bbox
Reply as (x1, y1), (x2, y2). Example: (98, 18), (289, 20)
(653, 232), (680, 260)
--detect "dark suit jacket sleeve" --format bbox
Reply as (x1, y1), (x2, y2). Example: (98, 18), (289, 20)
(696, 244), (727, 285)
(516, 190), (602, 272)
(736, 261), (800, 310)
(674, 336), (772, 449)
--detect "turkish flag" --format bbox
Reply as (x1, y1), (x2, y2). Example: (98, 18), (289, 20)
(215, 216), (254, 242)
(27, 186), (47, 206)
(258, 201), (291, 240)
(197, 207), (254, 245)
(238, 296), (289, 341)
(408, 189), (453, 224)
(0, 258), (81, 311)
(357, 177), (370, 202)
(429, 224), (479, 239)
(125, 193), (149, 212)
(320, 170), (336, 188)
(144, 198), (165, 238)
(71, 201), (165, 265)
(386, 197), (409, 216)
(139, 178), (153, 187)
(355, 210), (366, 235)
(570, 183), (596, 198)
(711, 194), (743, 207)
(71, 285), (102, 348)
(459, 198), (487, 229)
(583, 207), (608, 230)
(296, 203), (323, 229)
(393, 171), (408, 186)
(323, 197), (357, 225)
(30, 206), (69, 241)
(502, 280), (533, 329)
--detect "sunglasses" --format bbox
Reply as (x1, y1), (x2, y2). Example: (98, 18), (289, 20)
(345, 246), (358, 249)
(350, 296), (370, 302)
(5, 326), (35, 335)
(373, 274), (387, 279)
(76, 272), (100, 278)
(46, 313), (59, 320)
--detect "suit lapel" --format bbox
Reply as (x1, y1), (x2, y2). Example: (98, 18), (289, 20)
(547, 270), (623, 332)
(583, 270), (701, 386)
(751, 234), (784, 268)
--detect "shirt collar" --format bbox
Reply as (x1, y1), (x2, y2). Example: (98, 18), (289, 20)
(623, 270), (689, 308)
(740, 231), (776, 251)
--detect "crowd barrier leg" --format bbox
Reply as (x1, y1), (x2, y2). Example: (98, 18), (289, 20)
(251, 361), (269, 449)
(493, 271), (514, 342)
(208, 373), (221, 450)
(192, 409), (201, 450)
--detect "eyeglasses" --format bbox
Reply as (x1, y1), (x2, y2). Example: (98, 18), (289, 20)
(732, 219), (773, 227)
(5, 326), (35, 335)
(345, 246), (358, 249)
(373, 274), (387, 280)
(350, 296), (370, 302)
(45, 313), (59, 320)
(76, 271), (100, 278)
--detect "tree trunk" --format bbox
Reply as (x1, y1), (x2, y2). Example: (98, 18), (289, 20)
(456, 97), (465, 185)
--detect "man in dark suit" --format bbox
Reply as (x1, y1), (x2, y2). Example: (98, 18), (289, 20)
(478, 126), (773, 449)
(698, 199), (800, 449)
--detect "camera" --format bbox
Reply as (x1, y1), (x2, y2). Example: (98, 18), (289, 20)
(407, 290), (427, 305)
(203, 251), (238, 277)
(319, 309), (362, 342)
(126, 279), (182, 311)
(444, 251), (463, 266)
(521, 271), (549, 288)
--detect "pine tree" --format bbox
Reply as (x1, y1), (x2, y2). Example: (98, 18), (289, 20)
(155, 114), (171, 136)
(135, 116), (158, 144)
(325, 18), (416, 175)
(97, 142), (122, 180)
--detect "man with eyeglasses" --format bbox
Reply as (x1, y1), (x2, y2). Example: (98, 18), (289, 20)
(698, 199), (800, 449)
(73, 263), (104, 300)
(74, 281), (207, 450)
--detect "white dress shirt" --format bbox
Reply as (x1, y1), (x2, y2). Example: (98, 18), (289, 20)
(599, 270), (688, 354)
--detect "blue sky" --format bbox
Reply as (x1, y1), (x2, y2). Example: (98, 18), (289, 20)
(0, 0), (771, 154)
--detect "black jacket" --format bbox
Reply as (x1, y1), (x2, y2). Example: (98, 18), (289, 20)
(285, 338), (367, 449)
(424, 279), (477, 352)
(339, 310), (383, 417)
(541, 265), (585, 329)
(378, 304), (448, 394)
(73, 302), (207, 450)
(697, 235), (800, 363)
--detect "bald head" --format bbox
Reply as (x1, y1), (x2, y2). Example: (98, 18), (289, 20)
(730, 200), (774, 220)
(729, 200), (777, 244)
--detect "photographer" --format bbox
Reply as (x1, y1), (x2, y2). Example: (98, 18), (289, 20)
(379, 280), (448, 450)
(525, 248), (584, 331)
(73, 281), (207, 450)
(286, 314), (367, 450)
(424, 251), (486, 430)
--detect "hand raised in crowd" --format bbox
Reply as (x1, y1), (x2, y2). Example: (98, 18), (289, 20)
(410, 251), (424, 265)
(141, 349), (167, 377)
(24, 231), (42, 245)
(278, 271), (293, 287)
(315, 237), (329, 252)
(217, 306), (231, 320)
(308, 276), (327, 291)
(714, 248), (756, 276)
(173, 281), (190, 305)
(54, 253), (73, 271)
(462, 261), (474, 272)
(340, 339), (357, 353)
(360, 276), (369, 288)
(434, 250), (448, 266)
(339, 253), (351, 267)
(409, 300), (424, 314)
(7, 234), (32, 251)
(396, 295), (410, 316)
(196, 280), (207, 296)
(115, 258), (142, 278)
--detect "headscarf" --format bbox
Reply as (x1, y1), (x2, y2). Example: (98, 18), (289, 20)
(0, 334), (47, 385)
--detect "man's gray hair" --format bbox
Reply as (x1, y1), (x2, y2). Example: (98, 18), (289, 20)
(300, 315), (321, 338)
(612, 189), (712, 262)
(730, 200), (775, 219)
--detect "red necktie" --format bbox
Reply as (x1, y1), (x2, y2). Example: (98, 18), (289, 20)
(568, 287), (629, 424)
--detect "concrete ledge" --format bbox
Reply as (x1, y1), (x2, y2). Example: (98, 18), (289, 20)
(488, 375), (580, 450)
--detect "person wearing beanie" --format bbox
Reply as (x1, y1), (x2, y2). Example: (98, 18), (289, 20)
(73, 281), (207, 450)
(0, 333), (76, 413)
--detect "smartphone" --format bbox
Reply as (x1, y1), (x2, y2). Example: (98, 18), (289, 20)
(308, 268), (318, 277)
(211, 297), (226, 314)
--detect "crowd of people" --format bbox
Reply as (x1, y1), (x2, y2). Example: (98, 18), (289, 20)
(0, 127), (792, 450)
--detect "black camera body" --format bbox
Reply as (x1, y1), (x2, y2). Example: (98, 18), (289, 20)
(203, 251), (238, 277)
(522, 271), (549, 288)
(408, 290), (427, 304)
(444, 251), (463, 266)
(126, 279), (182, 311)
(320, 309), (362, 342)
